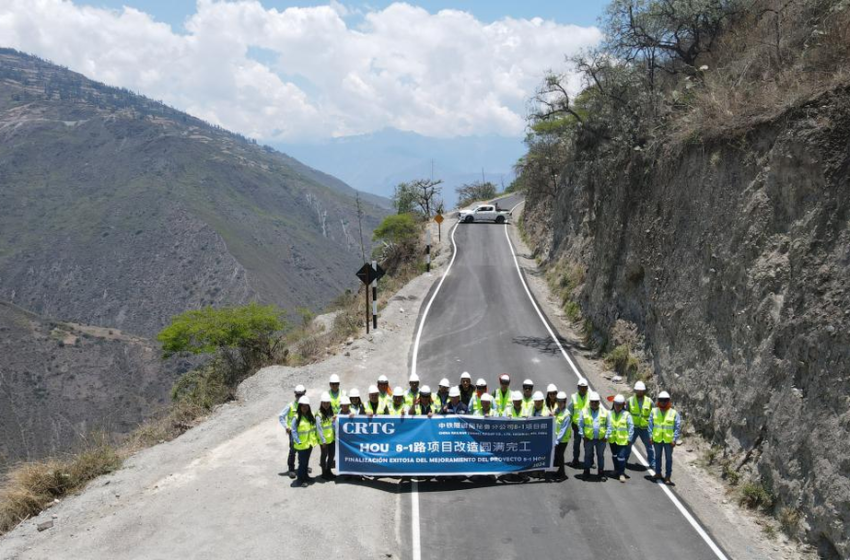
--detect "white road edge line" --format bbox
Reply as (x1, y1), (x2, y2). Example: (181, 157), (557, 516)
(409, 220), (460, 560)
(501, 218), (730, 560)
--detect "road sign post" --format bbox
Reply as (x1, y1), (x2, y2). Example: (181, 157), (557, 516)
(356, 262), (386, 332)
(434, 213), (444, 243)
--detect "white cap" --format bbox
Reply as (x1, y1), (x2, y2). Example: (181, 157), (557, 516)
(340, 396), (351, 405)
(556, 391), (567, 400)
(420, 385), (431, 394)
(511, 391), (523, 400)
(523, 379), (533, 386)
(532, 391), (544, 401)
(546, 383), (558, 393)
(476, 378), (487, 386)
(329, 374), (340, 383)
(368, 385), (379, 394)
(589, 391), (600, 401)
(499, 374), (510, 382)
(298, 396), (311, 405)
(439, 378), (450, 387)
(393, 386), (404, 395)
(460, 372), (472, 380)
(481, 393), (493, 402)
(294, 384), (306, 393)
(409, 373), (420, 382)
(658, 391), (671, 399)
(320, 392), (331, 402)
(613, 394), (625, 404)
(349, 388), (360, 398)
(578, 378), (589, 387)
(378, 375), (389, 383)
(634, 381), (647, 391)
(449, 386), (461, 397)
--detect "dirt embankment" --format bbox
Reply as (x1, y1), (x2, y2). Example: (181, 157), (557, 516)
(522, 85), (850, 558)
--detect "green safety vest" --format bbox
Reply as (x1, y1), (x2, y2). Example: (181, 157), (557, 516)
(364, 400), (381, 415)
(378, 392), (392, 411)
(404, 390), (419, 409)
(412, 401), (436, 415)
(521, 397), (534, 415)
(628, 395), (652, 428)
(385, 402), (406, 416)
(571, 392), (589, 425)
(318, 414), (335, 444)
(530, 405), (550, 417)
(554, 409), (572, 443)
(652, 408), (678, 444)
(469, 393), (487, 413)
(473, 407), (497, 417)
(506, 405), (525, 418)
(329, 391), (343, 414)
(285, 400), (298, 424)
(293, 417), (317, 451)
(492, 388), (512, 413)
(581, 407), (609, 440)
(434, 392), (450, 410)
(609, 410), (631, 445)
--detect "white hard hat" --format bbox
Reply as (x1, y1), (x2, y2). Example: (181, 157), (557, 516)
(349, 388), (360, 398)
(532, 391), (544, 401)
(613, 394), (625, 404)
(499, 374), (510, 382)
(321, 392), (331, 402)
(511, 391), (523, 400)
(634, 381), (647, 391)
(409, 373), (420, 382)
(476, 378), (487, 386)
(298, 396), (311, 405)
(589, 391), (600, 401)
(460, 372), (472, 380)
(547, 383), (558, 393)
(340, 396), (351, 405)
(377, 375), (389, 383)
(368, 385), (379, 394)
(420, 385), (432, 394)
(658, 391), (671, 399)
(523, 379), (534, 386)
(577, 378), (589, 387)
(439, 378), (450, 387)
(294, 384), (306, 393)
(329, 374), (340, 383)
(449, 386), (461, 397)
(393, 386), (404, 395)
(481, 393), (493, 402)
(556, 391), (567, 400)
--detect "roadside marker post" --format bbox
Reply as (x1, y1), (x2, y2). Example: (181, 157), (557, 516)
(371, 260), (378, 330)
(356, 262), (386, 333)
(426, 228), (432, 273)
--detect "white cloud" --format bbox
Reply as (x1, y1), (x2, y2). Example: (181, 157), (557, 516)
(0, 0), (602, 140)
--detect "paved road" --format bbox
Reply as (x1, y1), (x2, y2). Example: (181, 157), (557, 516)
(404, 195), (727, 559)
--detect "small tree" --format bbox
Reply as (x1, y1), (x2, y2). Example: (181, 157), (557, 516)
(392, 182), (419, 215)
(456, 181), (498, 207)
(411, 178), (443, 217)
(372, 213), (419, 246)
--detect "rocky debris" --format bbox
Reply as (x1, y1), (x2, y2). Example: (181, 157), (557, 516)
(36, 521), (53, 532)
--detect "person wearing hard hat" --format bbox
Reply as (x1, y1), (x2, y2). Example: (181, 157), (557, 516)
(290, 395), (318, 487)
(385, 387), (408, 416)
(626, 381), (655, 469)
(328, 374), (344, 413)
(579, 391), (609, 480)
(316, 393), (337, 480)
(521, 379), (535, 416)
(434, 378), (451, 410)
(404, 374), (421, 408)
(279, 384), (307, 479)
(607, 395), (634, 483)
(473, 393), (497, 417)
(504, 391), (527, 418)
(339, 396), (352, 417)
(468, 378), (489, 414)
(530, 391), (550, 417)
(459, 372), (475, 406)
(364, 385), (383, 416)
(550, 391), (573, 481)
(492, 374), (512, 415)
(377, 375), (392, 411)
(568, 378), (591, 468)
(648, 391), (682, 484)
(545, 384), (558, 411)
(411, 386), (437, 416)
(441, 386), (468, 415)
(348, 389), (364, 415)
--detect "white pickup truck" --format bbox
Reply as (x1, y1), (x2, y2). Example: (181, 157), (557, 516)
(458, 204), (511, 224)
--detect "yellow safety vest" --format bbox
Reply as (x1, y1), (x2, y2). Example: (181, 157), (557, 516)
(554, 409), (572, 443)
(581, 408), (609, 440)
(385, 402), (406, 416)
(492, 388), (511, 413)
(628, 395), (652, 429)
(364, 400), (381, 415)
(609, 410), (630, 445)
(404, 390), (419, 409)
(473, 407), (497, 417)
(412, 401), (436, 415)
(571, 392), (589, 425)
(530, 405), (550, 417)
(329, 391), (342, 414)
(293, 417), (317, 450)
(506, 405), (525, 418)
(652, 408), (678, 444)
(285, 400), (298, 424)
(318, 414), (335, 444)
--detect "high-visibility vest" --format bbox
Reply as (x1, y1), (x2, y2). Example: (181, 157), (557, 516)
(521, 397), (534, 416)
(571, 392), (589, 425)
(364, 400), (381, 415)
(530, 405), (550, 417)
(652, 408), (678, 444)
(473, 407), (497, 417)
(581, 408), (609, 440)
(404, 390), (419, 408)
(293, 417), (317, 450)
(434, 392), (450, 410)
(413, 401), (436, 415)
(554, 409), (571, 443)
(329, 390), (343, 414)
(285, 400), (298, 424)
(609, 410), (631, 445)
(492, 388), (511, 413)
(628, 395), (652, 428)
(318, 414), (335, 444)
(469, 392), (487, 413)
(505, 405), (525, 418)
(385, 402), (406, 416)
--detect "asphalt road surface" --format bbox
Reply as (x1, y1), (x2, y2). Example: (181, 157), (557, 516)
(404, 194), (728, 560)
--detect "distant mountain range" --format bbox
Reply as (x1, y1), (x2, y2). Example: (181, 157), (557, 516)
(275, 128), (526, 208)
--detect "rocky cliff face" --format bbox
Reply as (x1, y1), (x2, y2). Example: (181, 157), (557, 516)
(523, 85), (850, 558)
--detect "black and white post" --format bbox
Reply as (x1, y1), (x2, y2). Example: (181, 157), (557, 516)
(371, 260), (378, 330)
(426, 227), (431, 273)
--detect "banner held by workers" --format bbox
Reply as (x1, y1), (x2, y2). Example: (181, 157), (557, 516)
(336, 416), (555, 476)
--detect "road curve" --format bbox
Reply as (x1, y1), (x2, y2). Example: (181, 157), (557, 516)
(404, 196), (727, 560)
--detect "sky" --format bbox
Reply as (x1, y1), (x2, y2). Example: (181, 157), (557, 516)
(0, 1), (609, 141)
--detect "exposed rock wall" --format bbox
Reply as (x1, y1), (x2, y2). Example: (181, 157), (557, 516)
(523, 85), (850, 558)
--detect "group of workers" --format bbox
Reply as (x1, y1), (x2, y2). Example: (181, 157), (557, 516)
(279, 372), (682, 488)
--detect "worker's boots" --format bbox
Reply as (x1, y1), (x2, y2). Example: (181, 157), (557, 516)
(582, 469), (590, 479)
(597, 469), (606, 481)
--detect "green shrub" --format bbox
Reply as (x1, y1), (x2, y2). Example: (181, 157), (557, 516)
(740, 481), (774, 510)
(372, 213), (419, 245)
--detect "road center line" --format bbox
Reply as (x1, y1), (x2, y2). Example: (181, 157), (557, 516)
(501, 216), (730, 560)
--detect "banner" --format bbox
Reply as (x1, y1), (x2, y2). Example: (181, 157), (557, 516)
(335, 416), (555, 476)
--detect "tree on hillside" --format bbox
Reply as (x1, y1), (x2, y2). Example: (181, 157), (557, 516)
(392, 182), (419, 215)
(456, 181), (498, 207)
(409, 178), (444, 217)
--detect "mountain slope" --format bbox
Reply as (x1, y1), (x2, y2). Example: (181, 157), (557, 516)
(0, 49), (387, 338)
